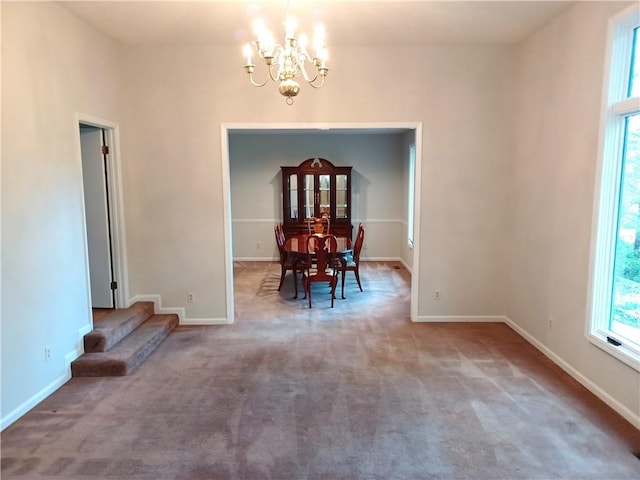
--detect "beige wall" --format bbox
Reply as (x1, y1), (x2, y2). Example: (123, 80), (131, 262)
(508, 1), (640, 421)
(1, 2), (124, 426)
(121, 44), (513, 321)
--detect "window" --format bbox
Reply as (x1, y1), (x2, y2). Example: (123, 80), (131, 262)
(589, 4), (640, 370)
(408, 144), (416, 247)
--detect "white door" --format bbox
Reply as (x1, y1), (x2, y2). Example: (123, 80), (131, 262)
(80, 125), (114, 308)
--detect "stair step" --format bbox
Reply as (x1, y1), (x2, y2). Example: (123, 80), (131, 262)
(71, 314), (178, 377)
(84, 302), (155, 353)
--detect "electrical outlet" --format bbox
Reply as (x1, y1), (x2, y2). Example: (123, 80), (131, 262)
(44, 347), (52, 362)
(548, 316), (553, 329)
(187, 292), (196, 303)
(363, 242), (368, 249)
(434, 289), (441, 300)
(256, 241), (261, 249)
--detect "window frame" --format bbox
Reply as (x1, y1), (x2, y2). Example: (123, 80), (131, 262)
(407, 143), (416, 248)
(588, 3), (640, 371)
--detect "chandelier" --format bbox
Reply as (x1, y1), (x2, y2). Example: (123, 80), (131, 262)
(242, 14), (329, 105)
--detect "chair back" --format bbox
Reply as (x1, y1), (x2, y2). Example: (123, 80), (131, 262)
(275, 223), (286, 245)
(306, 234), (338, 279)
(274, 224), (287, 264)
(305, 215), (330, 235)
(353, 223), (365, 262)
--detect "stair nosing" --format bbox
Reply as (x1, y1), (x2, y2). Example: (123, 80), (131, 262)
(72, 314), (178, 376)
(84, 302), (155, 352)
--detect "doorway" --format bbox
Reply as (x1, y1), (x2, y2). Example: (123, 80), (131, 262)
(80, 125), (115, 308)
(220, 123), (423, 324)
(78, 116), (127, 309)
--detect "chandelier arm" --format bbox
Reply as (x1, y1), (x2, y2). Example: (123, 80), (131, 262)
(248, 71), (269, 87)
(263, 48), (284, 82)
(268, 63), (281, 82)
(308, 75), (326, 89)
(299, 62), (318, 83)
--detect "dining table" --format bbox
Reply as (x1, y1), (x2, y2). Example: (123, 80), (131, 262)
(284, 234), (353, 300)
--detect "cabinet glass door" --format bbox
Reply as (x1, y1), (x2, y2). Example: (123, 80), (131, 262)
(288, 174), (299, 219)
(303, 174), (315, 218)
(336, 174), (348, 219)
(319, 174), (331, 215)
(281, 160), (351, 238)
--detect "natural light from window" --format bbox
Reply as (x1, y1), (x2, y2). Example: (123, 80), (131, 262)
(611, 113), (640, 347)
(589, 8), (640, 370)
(630, 27), (639, 97)
(408, 144), (416, 247)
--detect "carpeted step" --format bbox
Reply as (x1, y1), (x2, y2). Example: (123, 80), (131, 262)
(84, 302), (155, 353)
(71, 314), (178, 377)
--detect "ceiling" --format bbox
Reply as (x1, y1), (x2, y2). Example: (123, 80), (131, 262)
(59, 1), (575, 47)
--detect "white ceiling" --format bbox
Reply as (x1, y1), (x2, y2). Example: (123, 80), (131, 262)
(59, 1), (575, 47)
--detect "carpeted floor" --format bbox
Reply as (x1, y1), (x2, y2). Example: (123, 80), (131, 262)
(1, 261), (639, 479)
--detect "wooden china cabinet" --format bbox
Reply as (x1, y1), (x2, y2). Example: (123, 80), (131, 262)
(281, 158), (353, 239)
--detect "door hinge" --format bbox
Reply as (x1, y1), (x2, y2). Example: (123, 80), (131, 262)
(110, 281), (118, 290)
(102, 145), (109, 155)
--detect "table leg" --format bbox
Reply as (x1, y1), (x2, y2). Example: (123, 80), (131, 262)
(292, 256), (305, 299)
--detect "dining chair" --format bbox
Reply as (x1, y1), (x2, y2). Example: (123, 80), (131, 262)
(342, 223), (365, 294)
(305, 214), (330, 235)
(302, 234), (339, 308)
(274, 224), (299, 295)
(275, 222), (286, 245)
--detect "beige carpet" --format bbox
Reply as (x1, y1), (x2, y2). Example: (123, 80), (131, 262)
(1, 261), (639, 479)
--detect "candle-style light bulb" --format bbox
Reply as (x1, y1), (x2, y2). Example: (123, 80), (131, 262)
(313, 24), (325, 53)
(299, 33), (308, 51)
(317, 47), (328, 67)
(243, 44), (252, 65)
(285, 16), (297, 39)
(253, 18), (266, 39)
(263, 31), (275, 53)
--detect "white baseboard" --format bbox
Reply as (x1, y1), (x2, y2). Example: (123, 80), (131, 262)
(1, 370), (70, 431)
(234, 257), (278, 262)
(415, 315), (506, 323)
(180, 317), (229, 326)
(2, 344), (85, 429)
(399, 258), (412, 274)
(233, 257), (406, 263)
(360, 256), (402, 262)
(503, 316), (640, 430)
(129, 294), (184, 322)
(69, 322), (90, 362)
(64, 350), (80, 372)
(78, 323), (92, 338)
(129, 294), (231, 325)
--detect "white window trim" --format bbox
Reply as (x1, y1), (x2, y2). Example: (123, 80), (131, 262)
(587, 3), (640, 371)
(407, 143), (416, 248)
